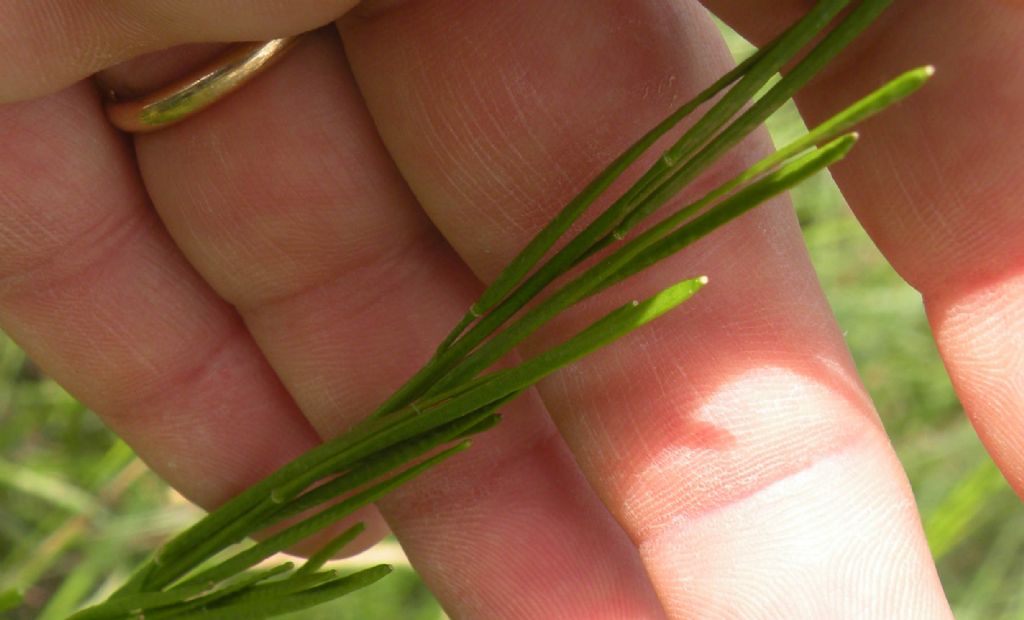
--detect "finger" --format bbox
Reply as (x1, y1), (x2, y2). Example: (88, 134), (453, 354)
(342, 0), (951, 616)
(107, 30), (664, 618)
(0, 0), (359, 103)
(704, 1), (1024, 496)
(0, 85), (327, 513)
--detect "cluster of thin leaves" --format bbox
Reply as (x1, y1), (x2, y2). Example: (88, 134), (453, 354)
(68, 0), (930, 617)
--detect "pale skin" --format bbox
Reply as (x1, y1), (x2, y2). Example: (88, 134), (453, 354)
(1, 1), (1021, 617)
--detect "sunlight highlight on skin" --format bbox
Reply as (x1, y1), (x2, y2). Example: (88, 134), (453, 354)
(642, 442), (949, 618)
(623, 366), (880, 535)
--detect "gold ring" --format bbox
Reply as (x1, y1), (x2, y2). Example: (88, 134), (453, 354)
(104, 37), (299, 133)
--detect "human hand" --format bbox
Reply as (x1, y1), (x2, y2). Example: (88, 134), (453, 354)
(1, 1), (1020, 617)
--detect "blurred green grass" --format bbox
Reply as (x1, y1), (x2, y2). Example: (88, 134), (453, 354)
(0, 335), (446, 619)
(2, 28), (1023, 620)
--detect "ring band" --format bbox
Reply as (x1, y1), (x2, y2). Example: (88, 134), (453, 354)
(104, 37), (299, 133)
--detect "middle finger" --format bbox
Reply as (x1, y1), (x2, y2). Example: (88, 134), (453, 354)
(105, 29), (663, 618)
(342, 0), (949, 615)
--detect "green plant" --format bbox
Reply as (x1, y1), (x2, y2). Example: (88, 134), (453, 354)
(47, 1), (934, 617)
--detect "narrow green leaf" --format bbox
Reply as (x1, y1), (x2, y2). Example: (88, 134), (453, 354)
(122, 435), (358, 595)
(69, 565), (293, 620)
(585, 65), (933, 264)
(268, 395), (512, 508)
(141, 501), (286, 595)
(610, 134), (858, 286)
(150, 564), (297, 618)
(269, 394), (505, 513)
(454, 413), (502, 439)
(623, 0), (851, 199)
(612, 0), (894, 238)
(142, 388), (474, 591)
(378, 277), (708, 447)
(139, 396), (454, 592)
(166, 565), (392, 620)
(296, 524), (366, 577)
(180, 444), (468, 588)
(498, 277), (709, 378)
(179, 570), (340, 613)
(723, 66), (933, 190)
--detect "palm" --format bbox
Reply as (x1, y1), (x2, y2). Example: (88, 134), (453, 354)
(1, 1), (1020, 617)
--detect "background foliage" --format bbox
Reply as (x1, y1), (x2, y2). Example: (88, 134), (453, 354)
(2, 25), (1022, 620)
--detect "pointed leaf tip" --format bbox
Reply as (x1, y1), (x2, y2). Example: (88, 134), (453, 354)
(828, 132), (860, 154)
